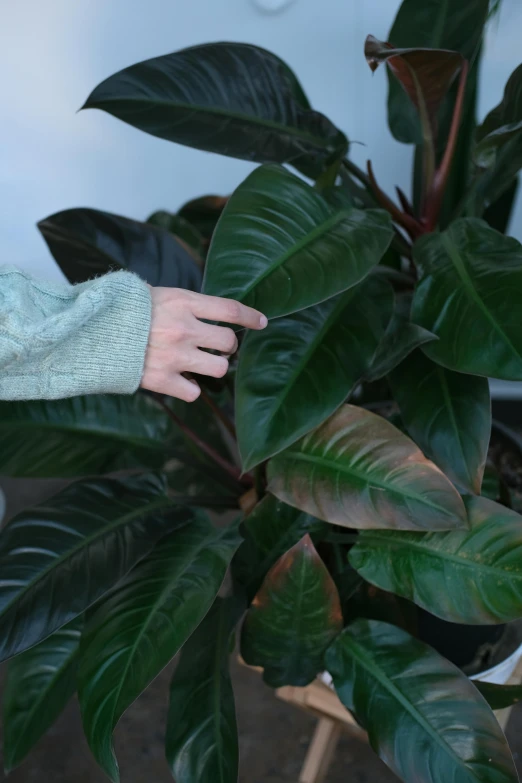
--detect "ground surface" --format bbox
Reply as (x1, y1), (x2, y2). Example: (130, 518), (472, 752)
(1, 477), (522, 783)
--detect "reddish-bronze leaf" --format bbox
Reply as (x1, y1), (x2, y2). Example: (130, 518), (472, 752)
(241, 535), (342, 687)
(365, 35), (463, 139)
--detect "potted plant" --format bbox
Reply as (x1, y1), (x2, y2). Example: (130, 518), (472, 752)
(3, 1), (522, 781)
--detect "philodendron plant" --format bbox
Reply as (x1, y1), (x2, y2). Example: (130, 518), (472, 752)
(4, 1), (522, 781)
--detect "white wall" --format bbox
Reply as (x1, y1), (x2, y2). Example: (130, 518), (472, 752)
(2, 0), (521, 283)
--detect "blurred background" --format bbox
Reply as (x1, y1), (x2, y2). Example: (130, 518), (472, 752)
(2, 0), (522, 280)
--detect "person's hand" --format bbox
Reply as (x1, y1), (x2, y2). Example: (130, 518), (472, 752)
(141, 287), (268, 401)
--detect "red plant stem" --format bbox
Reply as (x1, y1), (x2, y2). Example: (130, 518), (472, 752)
(367, 161), (423, 239)
(155, 396), (252, 488)
(199, 386), (237, 440)
(395, 187), (417, 219)
(425, 61), (469, 230)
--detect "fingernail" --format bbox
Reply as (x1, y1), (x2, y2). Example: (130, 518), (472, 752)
(259, 315), (268, 328)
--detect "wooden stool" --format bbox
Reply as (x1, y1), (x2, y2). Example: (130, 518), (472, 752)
(240, 657), (522, 783)
(276, 679), (366, 783)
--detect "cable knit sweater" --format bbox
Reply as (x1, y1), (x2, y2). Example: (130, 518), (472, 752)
(0, 266), (152, 400)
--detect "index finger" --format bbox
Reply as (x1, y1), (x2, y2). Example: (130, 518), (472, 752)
(189, 293), (268, 330)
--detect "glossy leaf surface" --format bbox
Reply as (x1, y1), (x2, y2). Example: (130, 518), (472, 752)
(38, 207), (202, 288)
(385, 0), (489, 144)
(349, 495), (522, 624)
(0, 474), (188, 661)
(477, 64), (522, 147)
(3, 617), (83, 771)
(236, 277), (393, 470)
(78, 518), (241, 782)
(203, 164), (393, 320)
(389, 350), (491, 493)
(0, 394), (173, 477)
(232, 493), (327, 600)
(412, 218), (522, 380)
(166, 597), (241, 783)
(241, 535), (342, 687)
(366, 309), (437, 381)
(268, 405), (467, 532)
(82, 43), (347, 178)
(326, 619), (517, 783)
(475, 65), (522, 208)
(365, 35), (463, 142)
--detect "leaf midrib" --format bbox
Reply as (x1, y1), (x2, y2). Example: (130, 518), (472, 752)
(435, 365), (474, 489)
(87, 96), (339, 151)
(0, 496), (172, 622)
(108, 528), (221, 734)
(213, 603), (227, 783)
(441, 231), (522, 365)
(343, 635), (483, 780)
(7, 629), (81, 767)
(356, 531), (522, 580)
(1, 420), (166, 452)
(277, 450), (460, 518)
(239, 209), (352, 302)
(256, 294), (355, 438)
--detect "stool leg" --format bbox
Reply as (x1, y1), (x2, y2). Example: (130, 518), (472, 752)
(299, 717), (341, 783)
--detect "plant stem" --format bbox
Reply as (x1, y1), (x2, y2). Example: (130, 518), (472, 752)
(342, 158), (372, 189)
(155, 396), (253, 488)
(367, 161), (423, 239)
(198, 386), (237, 439)
(425, 61), (469, 230)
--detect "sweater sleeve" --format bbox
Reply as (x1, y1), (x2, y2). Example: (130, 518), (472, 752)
(0, 266), (152, 400)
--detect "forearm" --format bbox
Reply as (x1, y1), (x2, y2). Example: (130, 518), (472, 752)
(0, 266), (151, 400)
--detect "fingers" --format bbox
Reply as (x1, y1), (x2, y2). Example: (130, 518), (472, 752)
(195, 323), (238, 354)
(141, 370), (201, 403)
(188, 293), (268, 330)
(184, 349), (229, 378)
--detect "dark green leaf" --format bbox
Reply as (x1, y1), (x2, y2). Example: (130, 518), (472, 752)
(82, 43), (347, 178)
(477, 64), (522, 145)
(147, 210), (204, 258)
(365, 35), (463, 144)
(349, 495), (522, 624)
(366, 309), (437, 381)
(78, 518), (241, 782)
(166, 597), (242, 783)
(476, 135), (522, 212)
(241, 535), (342, 687)
(412, 218), (522, 380)
(475, 681), (522, 711)
(236, 277), (393, 471)
(268, 404), (467, 532)
(3, 616), (83, 772)
(0, 394), (173, 478)
(474, 121), (522, 168)
(326, 619), (517, 783)
(483, 176), (519, 234)
(0, 474), (190, 661)
(389, 350), (491, 493)
(232, 493), (327, 600)
(203, 164), (393, 320)
(474, 65), (522, 209)
(386, 0), (489, 144)
(38, 207), (202, 288)
(178, 195), (228, 245)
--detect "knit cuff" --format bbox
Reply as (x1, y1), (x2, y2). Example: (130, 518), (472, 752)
(63, 272), (152, 396)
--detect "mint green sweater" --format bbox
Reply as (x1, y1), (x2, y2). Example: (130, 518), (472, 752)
(0, 265), (152, 400)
